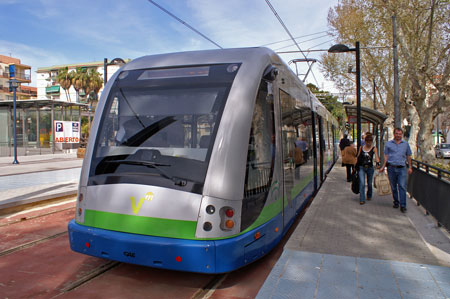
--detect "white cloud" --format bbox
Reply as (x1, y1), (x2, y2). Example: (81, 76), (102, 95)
(0, 40), (70, 86)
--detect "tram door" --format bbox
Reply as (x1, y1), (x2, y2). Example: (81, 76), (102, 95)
(279, 89), (315, 228)
(316, 115), (325, 184)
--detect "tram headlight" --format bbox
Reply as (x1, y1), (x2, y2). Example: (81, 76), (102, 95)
(195, 196), (241, 238)
(220, 206), (235, 231)
(76, 187), (87, 224)
(206, 205), (216, 214)
(225, 220), (234, 229)
(203, 222), (213, 231)
(225, 208), (234, 217)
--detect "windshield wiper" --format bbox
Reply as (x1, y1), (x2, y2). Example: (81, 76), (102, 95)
(121, 116), (176, 147)
(106, 159), (187, 186)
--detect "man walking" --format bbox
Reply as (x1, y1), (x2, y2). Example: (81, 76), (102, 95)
(379, 128), (413, 213)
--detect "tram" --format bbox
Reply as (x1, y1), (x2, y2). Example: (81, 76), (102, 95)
(68, 47), (339, 273)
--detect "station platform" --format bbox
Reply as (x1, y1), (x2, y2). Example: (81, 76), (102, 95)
(0, 153), (81, 212)
(257, 161), (450, 298)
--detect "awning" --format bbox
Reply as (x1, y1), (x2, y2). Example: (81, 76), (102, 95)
(46, 85), (60, 94)
(344, 105), (387, 125)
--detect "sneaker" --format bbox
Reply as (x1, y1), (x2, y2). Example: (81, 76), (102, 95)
(360, 201), (365, 205)
(393, 204), (399, 208)
(400, 207), (407, 213)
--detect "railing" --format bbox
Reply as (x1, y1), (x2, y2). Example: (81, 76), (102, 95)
(16, 88), (37, 96)
(13, 71), (31, 81)
(407, 159), (450, 230)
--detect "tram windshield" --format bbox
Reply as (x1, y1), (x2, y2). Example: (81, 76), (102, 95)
(88, 63), (240, 193)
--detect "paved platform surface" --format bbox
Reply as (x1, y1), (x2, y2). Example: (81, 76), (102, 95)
(0, 153), (81, 211)
(257, 162), (450, 299)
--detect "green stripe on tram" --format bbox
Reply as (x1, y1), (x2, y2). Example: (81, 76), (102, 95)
(83, 210), (197, 239)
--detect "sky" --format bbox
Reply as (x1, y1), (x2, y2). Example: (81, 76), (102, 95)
(1, 0), (340, 91)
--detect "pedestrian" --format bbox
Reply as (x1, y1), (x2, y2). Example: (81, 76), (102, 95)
(342, 142), (357, 182)
(355, 133), (380, 205)
(295, 137), (308, 163)
(379, 128), (413, 213)
(339, 134), (351, 151)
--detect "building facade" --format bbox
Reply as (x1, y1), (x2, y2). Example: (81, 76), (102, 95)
(0, 54), (36, 101)
(36, 60), (125, 103)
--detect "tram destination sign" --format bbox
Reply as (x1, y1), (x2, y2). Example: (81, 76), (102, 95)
(54, 121), (80, 143)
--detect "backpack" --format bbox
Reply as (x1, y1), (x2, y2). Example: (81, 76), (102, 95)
(358, 147), (374, 167)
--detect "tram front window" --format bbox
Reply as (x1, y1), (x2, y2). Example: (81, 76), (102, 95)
(89, 64), (240, 193)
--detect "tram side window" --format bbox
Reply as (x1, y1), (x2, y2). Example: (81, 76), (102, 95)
(241, 80), (275, 230)
(244, 81), (275, 197)
(99, 96), (119, 147)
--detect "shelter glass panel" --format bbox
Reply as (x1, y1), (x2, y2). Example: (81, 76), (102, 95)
(24, 108), (38, 148)
(39, 109), (52, 148)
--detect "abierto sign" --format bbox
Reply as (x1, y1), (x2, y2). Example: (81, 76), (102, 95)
(54, 121), (80, 143)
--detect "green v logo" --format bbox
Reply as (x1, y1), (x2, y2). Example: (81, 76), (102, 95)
(130, 192), (154, 214)
(130, 197), (145, 214)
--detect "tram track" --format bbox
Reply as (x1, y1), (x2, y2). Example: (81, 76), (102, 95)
(0, 205), (74, 227)
(190, 273), (228, 299)
(59, 261), (121, 293)
(0, 231), (68, 257)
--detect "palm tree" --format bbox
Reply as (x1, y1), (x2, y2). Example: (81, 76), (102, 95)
(72, 67), (88, 103)
(56, 67), (73, 102)
(85, 68), (104, 110)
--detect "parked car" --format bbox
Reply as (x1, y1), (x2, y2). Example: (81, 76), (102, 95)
(434, 143), (450, 158)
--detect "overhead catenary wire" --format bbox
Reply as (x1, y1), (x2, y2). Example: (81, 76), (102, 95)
(264, 0), (320, 87)
(273, 34), (330, 51)
(260, 31), (329, 47)
(147, 0), (223, 49)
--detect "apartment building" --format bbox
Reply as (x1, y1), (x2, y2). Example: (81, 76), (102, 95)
(0, 54), (36, 101)
(37, 59), (127, 102)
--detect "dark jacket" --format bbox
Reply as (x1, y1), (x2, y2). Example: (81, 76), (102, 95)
(339, 137), (351, 151)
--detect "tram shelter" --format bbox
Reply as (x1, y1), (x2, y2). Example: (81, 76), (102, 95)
(344, 104), (388, 158)
(0, 99), (89, 157)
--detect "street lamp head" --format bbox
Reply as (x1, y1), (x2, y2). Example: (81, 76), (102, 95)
(328, 44), (352, 53)
(110, 58), (126, 65)
(8, 78), (20, 89)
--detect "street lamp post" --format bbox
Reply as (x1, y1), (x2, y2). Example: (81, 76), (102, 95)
(9, 78), (21, 164)
(103, 58), (126, 84)
(342, 101), (352, 135)
(328, 42), (362, 151)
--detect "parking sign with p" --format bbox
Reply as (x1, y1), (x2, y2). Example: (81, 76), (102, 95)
(56, 122), (64, 132)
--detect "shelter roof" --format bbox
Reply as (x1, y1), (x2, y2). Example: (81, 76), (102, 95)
(0, 99), (88, 109)
(344, 105), (387, 125)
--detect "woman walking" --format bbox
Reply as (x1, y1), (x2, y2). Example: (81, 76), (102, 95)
(355, 134), (380, 204)
(342, 142), (357, 182)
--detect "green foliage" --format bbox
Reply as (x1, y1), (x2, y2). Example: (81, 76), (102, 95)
(56, 67), (73, 102)
(70, 67), (104, 107)
(307, 83), (343, 126)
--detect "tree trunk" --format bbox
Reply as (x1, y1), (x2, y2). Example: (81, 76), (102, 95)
(416, 108), (436, 163)
(406, 104), (419, 156)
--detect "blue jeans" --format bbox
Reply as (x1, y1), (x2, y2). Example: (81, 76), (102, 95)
(387, 166), (407, 207)
(358, 166), (374, 202)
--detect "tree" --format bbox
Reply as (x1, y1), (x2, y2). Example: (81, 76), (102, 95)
(322, 0), (450, 162)
(84, 68), (103, 110)
(307, 83), (343, 125)
(56, 67), (73, 102)
(71, 67), (88, 103)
